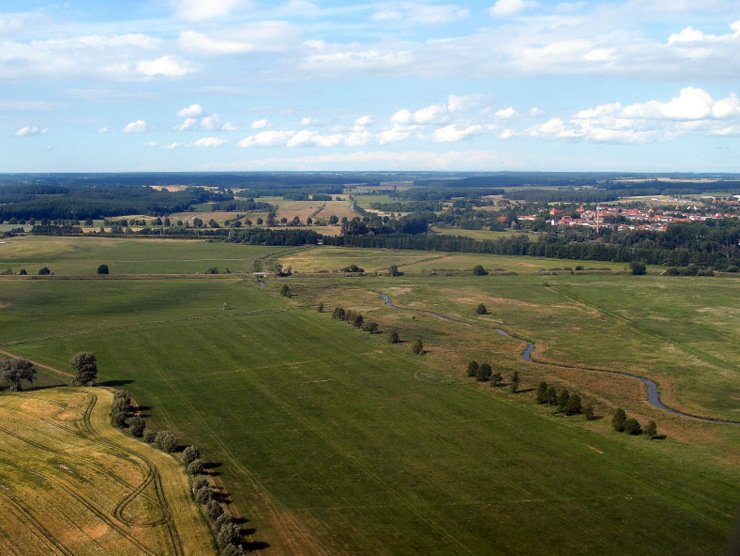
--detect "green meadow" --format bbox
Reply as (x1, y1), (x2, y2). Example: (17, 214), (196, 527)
(0, 237), (738, 555)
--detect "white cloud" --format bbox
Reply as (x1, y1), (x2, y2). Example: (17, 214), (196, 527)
(136, 56), (190, 77)
(377, 124), (416, 144)
(489, 0), (540, 17)
(287, 130), (345, 147)
(431, 124), (485, 142)
(14, 126), (48, 137)
(301, 117), (319, 125)
(354, 115), (373, 127)
(527, 87), (740, 145)
(178, 104), (203, 118)
(178, 111), (239, 131)
(495, 107), (517, 119)
(251, 119), (270, 129)
(123, 120), (149, 133)
(390, 109), (413, 124)
(190, 137), (228, 147)
(238, 130), (295, 147)
(173, 0), (249, 21)
(97, 127), (109, 134)
(276, 0), (320, 16)
(178, 22), (301, 55)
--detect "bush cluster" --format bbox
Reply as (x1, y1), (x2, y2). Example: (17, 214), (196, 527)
(331, 307), (380, 335)
(190, 475), (245, 555)
(535, 381), (585, 416)
(612, 408), (659, 439)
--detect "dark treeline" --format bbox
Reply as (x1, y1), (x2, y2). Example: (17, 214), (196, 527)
(370, 201), (444, 212)
(322, 218), (740, 268)
(0, 185), (231, 220)
(211, 199), (273, 212)
(504, 189), (621, 203)
(391, 188), (504, 201)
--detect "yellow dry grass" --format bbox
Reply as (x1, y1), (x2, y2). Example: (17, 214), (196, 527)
(0, 387), (215, 555)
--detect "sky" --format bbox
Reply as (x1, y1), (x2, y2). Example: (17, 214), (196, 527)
(2, 0), (740, 173)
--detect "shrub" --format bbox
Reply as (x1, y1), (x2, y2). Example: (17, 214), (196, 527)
(475, 303), (487, 315)
(128, 415), (146, 437)
(412, 339), (424, 355)
(472, 265), (488, 276)
(388, 330), (400, 344)
(217, 522), (242, 548)
(187, 459), (205, 476)
(583, 403), (597, 420)
(154, 430), (178, 453)
(624, 418), (642, 435)
(476, 363), (492, 382)
(205, 499), (224, 521)
(144, 431), (157, 443)
(192, 476), (209, 496)
(466, 361), (479, 378)
(196, 485), (214, 505)
(97, 264), (109, 275)
(182, 445), (201, 466)
(612, 408), (627, 432)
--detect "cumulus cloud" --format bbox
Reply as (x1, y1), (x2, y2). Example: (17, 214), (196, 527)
(190, 137), (228, 147)
(251, 119), (270, 129)
(430, 124), (485, 142)
(178, 104), (203, 118)
(177, 106), (238, 132)
(123, 120), (149, 133)
(527, 87), (740, 144)
(488, 0), (540, 17)
(15, 126), (48, 137)
(136, 56), (190, 77)
(238, 130), (295, 147)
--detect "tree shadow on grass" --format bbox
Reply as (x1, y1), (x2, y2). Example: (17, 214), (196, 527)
(99, 379), (135, 387)
(245, 540), (270, 552)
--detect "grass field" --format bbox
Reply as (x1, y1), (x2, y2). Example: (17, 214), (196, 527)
(0, 239), (738, 555)
(0, 387), (214, 555)
(430, 227), (539, 241)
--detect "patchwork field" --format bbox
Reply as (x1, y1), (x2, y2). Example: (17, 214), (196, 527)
(0, 238), (738, 555)
(0, 387), (214, 555)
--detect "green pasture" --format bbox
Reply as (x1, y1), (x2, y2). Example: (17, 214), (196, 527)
(430, 227), (539, 241)
(0, 236), (271, 274)
(282, 245), (640, 274)
(342, 271), (740, 421)
(0, 273), (738, 555)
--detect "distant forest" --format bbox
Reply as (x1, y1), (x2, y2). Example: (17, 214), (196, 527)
(1, 172), (739, 269)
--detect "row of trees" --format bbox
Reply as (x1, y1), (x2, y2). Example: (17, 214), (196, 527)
(612, 408), (659, 439)
(1, 351), (98, 391)
(535, 381), (594, 418)
(466, 361), (520, 392)
(331, 307), (380, 335)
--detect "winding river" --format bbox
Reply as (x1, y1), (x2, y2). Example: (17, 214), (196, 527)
(378, 292), (739, 425)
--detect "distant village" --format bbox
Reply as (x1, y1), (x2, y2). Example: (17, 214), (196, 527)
(520, 196), (740, 232)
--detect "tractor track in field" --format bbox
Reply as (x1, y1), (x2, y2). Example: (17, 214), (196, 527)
(0, 390), (185, 555)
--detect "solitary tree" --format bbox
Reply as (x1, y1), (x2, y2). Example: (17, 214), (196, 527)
(476, 363), (492, 382)
(317, 302), (324, 313)
(630, 262), (647, 275)
(97, 264), (110, 275)
(612, 408), (627, 432)
(280, 284), (291, 297)
(0, 357), (37, 391)
(154, 430), (178, 453)
(645, 420), (658, 440)
(332, 307), (346, 320)
(412, 339), (424, 355)
(624, 418), (642, 435)
(388, 330), (400, 344)
(363, 321), (379, 334)
(509, 370), (520, 393)
(71, 352), (98, 386)
(388, 264), (401, 277)
(475, 303), (488, 315)
(491, 369), (503, 387)
(182, 445), (202, 466)
(38, 267), (52, 275)
(472, 264), (488, 276)
(466, 360), (479, 378)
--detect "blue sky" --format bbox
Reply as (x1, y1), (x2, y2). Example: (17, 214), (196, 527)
(2, 0), (740, 172)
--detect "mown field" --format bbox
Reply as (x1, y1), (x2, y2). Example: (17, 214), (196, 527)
(0, 238), (738, 555)
(0, 387), (214, 555)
